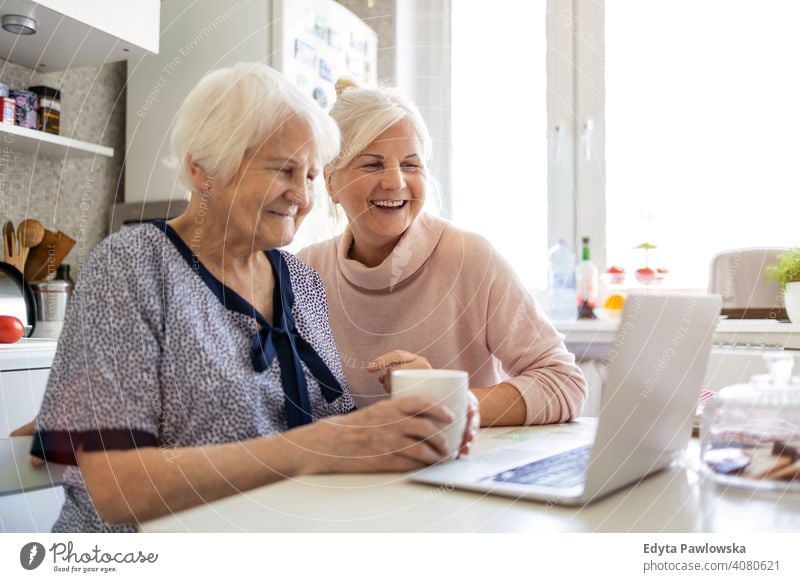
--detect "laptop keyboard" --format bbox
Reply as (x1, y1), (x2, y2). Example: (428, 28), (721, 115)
(488, 445), (593, 488)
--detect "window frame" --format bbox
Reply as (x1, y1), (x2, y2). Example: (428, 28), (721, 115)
(395, 0), (606, 290)
(548, 0), (607, 275)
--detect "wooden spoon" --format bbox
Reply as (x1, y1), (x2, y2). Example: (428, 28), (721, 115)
(2, 221), (11, 262)
(3, 221), (21, 270)
(17, 219), (45, 268)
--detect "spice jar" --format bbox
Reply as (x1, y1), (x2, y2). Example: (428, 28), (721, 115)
(0, 82), (11, 124)
(9, 89), (37, 128)
(28, 85), (61, 135)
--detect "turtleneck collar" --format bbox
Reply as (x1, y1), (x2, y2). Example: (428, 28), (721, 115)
(335, 212), (447, 291)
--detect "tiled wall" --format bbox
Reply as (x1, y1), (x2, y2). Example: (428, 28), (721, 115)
(0, 58), (126, 276)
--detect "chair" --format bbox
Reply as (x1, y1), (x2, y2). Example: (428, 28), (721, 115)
(708, 248), (788, 319)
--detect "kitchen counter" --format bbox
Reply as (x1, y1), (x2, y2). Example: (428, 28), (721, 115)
(0, 339), (59, 371)
(554, 317), (798, 417)
(555, 318), (800, 360)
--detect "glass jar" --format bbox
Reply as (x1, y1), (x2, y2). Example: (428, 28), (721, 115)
(700, 352), (800, 492)
(28, 85), (61, 135)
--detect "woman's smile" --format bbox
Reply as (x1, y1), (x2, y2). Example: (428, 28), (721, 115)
(370, 199), (409, 210)
(266, 205), (298, 218)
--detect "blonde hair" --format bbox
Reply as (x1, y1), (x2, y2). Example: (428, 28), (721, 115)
(171, 63), (340, 193)
(327, 77), (433, 170)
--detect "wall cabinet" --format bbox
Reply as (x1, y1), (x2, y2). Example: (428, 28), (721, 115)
(0, 0), (159, 71)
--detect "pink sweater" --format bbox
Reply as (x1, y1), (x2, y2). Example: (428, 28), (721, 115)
(298, 213), (587, 424)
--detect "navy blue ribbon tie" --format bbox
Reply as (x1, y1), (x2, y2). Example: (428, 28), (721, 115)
(155, 221), (343, 431)
(249, 322), (343, 428)
(247, 250), (343, 428)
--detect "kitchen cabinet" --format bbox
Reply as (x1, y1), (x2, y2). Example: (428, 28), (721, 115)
(0, 368), (51, 437)
(0, 0), (159, 70)
(0, 338), (63, 533)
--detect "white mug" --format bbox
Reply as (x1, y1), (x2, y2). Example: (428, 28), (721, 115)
(390, 369), (469, 460)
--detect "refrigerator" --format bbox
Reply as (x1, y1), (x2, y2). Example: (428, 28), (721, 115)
(124, 0), (378, 249)
(271, 0), (378, 112)
(270, 0), (378, 251)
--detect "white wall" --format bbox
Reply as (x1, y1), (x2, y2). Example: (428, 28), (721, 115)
(125, 0), (270, 203)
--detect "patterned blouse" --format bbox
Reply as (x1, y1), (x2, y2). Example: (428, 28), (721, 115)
(31, 221), (356, 532)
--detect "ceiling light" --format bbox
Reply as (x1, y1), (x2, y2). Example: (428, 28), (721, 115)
(1, 14), (37, 35)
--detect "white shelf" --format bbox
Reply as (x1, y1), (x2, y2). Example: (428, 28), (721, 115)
(0, 124), (113, 159)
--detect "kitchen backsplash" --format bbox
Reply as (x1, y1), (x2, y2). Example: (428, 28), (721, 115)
(0, 57), (125, 276)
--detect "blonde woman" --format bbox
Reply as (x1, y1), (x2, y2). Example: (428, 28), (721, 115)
(298, 79), (587, 427)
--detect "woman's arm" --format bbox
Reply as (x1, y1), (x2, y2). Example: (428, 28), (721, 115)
(471, 384), (527, 426)
(367, 350), (522, 427)
(481, 247), (588, 425)
(78, 397), (453, 524)
(77, 433), (307, 523)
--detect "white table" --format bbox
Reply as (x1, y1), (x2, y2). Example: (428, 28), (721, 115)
(141, 419), (800, 533)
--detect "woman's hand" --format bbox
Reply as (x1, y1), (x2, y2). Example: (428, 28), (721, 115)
(293, 396), (454, 473)
(368, 349), (432, 393)
(10, 418), (44, 467)
(457, 390), (481, 458)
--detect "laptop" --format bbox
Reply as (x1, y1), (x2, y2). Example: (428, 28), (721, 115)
(412, 293), (722, 505)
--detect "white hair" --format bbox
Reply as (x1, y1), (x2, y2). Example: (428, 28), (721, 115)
(171, 63), (340, 193)
(327, 77), (433, 171)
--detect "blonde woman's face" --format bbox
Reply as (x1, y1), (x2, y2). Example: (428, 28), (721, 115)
(330, 120), (426, 249)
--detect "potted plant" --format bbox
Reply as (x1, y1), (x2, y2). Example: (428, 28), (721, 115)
(634, 242), (667, 284)
(766, 248), (800, 323)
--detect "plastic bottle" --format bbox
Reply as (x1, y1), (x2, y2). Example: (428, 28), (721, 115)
(575, 236), (599, 319)
(547, 239), (577, 320)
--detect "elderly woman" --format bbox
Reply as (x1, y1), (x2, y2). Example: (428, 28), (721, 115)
(27, 64), (465, 533)
(299, 79), (587, 426)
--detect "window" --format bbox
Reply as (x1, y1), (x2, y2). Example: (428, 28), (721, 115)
(451, 1), (548, 290)
(605, 0), (800, 288)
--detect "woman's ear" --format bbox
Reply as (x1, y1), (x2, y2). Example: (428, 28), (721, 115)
(189, 159), (214, 195)
(324, 168), (338, 203)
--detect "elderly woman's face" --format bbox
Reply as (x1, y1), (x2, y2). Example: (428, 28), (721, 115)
(203, 115), (319, 250)
(331, 120), (426, 247)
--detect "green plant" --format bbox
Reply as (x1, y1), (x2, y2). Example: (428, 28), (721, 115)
(634, 242), (657, 265)
(766, 248), (800, 289)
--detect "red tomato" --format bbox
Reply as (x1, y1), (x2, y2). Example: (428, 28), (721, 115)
(635, 267), (657, 284)
(0, 315), (25, 343)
